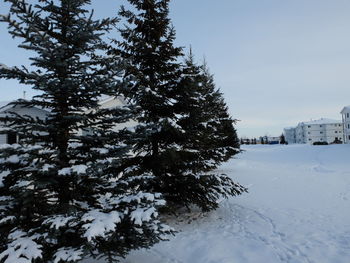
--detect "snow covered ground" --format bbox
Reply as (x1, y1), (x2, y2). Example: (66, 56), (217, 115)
(87, 144), (350, 263)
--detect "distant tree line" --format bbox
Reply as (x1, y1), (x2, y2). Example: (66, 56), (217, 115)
(240, 134), (288, 145)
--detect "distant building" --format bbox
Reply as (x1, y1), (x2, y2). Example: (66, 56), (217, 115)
(284, 118), (343, 145)
(284, 127), (296, 144)
(0, 97), (136, 144)
(258, 136), (280, 144)
(0, 100), (50, 144)
(82, 96), (136, 135)
(267, 136), (280, 144)
(341, 106), (350, 144)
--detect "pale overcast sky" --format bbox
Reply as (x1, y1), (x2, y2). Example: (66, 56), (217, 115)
(1, 0), (350, 137)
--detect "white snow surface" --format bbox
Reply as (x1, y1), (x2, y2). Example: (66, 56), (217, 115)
(82, 210), (121, 242)
(0, 230), (42, 263)
(0, 171), (10, 187)
(53, 247), (83, 263)
(84, 144), (350, 263)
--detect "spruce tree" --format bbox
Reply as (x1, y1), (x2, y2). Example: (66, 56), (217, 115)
(0, 1), (170, 262)
(116, 0), (246, 212)
(174, 52), (247, 211)
(198, 61), (242, 164)
(280, 133), (286, 144)
(115, 0), (185, 207)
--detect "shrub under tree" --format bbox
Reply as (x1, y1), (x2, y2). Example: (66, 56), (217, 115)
(0, 1), (171, 262)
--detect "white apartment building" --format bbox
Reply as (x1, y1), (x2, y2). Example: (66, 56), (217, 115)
(284, 118), (343, 145)
(341, 106), (350, 144)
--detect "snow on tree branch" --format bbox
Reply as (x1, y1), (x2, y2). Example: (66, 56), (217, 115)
(0, 230), (42, 263)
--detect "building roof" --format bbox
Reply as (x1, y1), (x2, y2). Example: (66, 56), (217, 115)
(0, 96), (122, 114)
(0, 101), (11, 109)
(341, 106), (350, 114)
(0, 99), (52, 113)
(301, 118), (342, 125)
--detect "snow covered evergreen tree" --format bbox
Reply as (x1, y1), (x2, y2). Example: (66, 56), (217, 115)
(280, 134), (286, 144)
(174, 52), (247, 211)
(115, 0), (246, 212)
(0, 1), (171, 262)
(197, 60), (242, 164)
(115, 0), (186, 209)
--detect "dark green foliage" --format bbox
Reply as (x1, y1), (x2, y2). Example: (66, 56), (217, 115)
(115, 0), (246, 213)
(313, 141), (329, 145)
(332, 137), (342, 144)
(260, 137), (265, 144)
(168, 52), (246, 211)
(115, 0), (186, 205)
(0, 0), (246, 261)
(0, 1), (170, 262)
(280, 134), (286, 144)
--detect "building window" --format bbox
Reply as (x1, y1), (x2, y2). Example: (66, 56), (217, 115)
(335, 131), (338, 133)
(320, 131), (323, 134)
(308, 125), (311, 128)
(320, 125), (322, 127)
(308, 132), (310, 134)
(347, 113), (350, 118)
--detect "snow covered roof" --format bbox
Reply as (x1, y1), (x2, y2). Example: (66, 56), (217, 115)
(0, 96), (127, 114)
(0, 100), (28, 113)
(301, 118), (342, 125)
(0, 99), (51, 113)
(0, 101), (11, 110)
(340, 105), (350, 114)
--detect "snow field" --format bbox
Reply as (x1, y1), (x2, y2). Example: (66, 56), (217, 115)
(87, 144), (350, 263)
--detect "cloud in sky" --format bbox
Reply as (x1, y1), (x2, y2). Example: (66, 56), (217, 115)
(1, 0), (350, 137)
